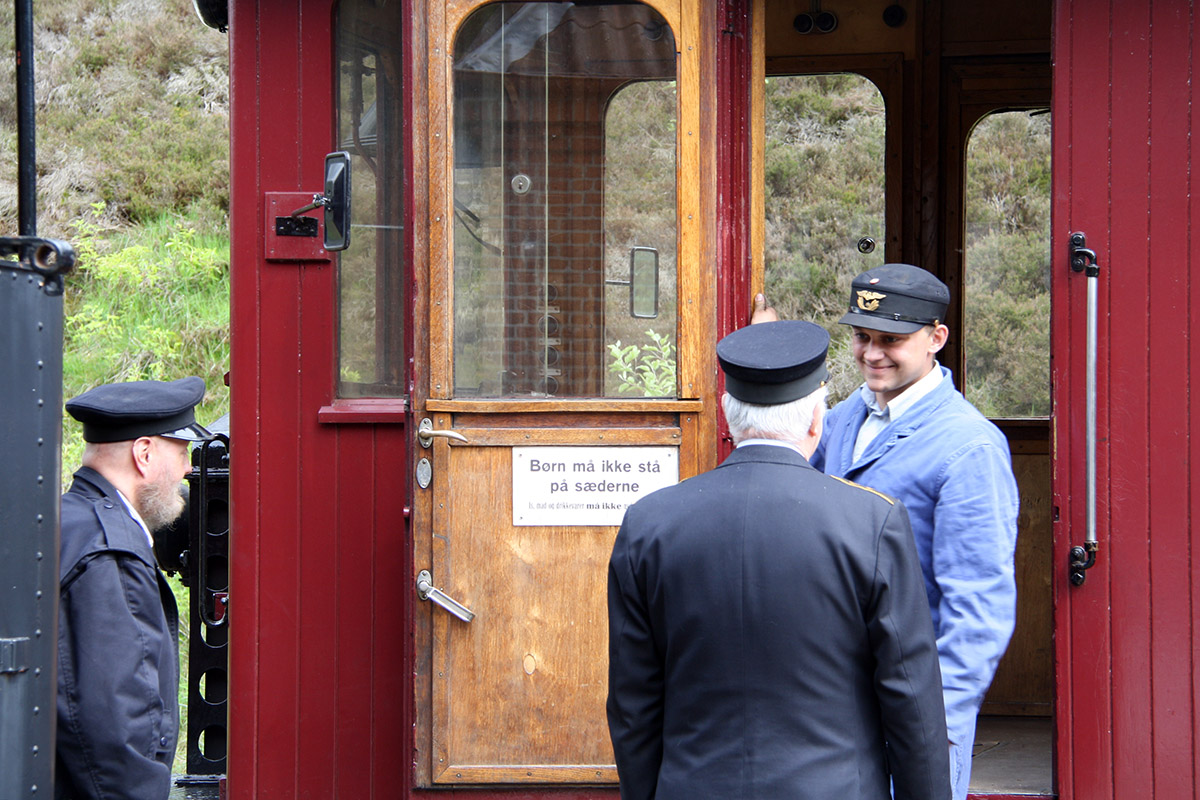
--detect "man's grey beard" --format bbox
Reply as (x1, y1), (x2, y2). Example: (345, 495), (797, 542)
(137, 477), (186, 533)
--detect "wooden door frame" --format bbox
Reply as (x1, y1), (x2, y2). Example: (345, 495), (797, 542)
(411, 0), (727, 786)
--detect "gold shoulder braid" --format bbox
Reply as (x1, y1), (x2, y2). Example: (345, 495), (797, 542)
(830, 475), (895, 505)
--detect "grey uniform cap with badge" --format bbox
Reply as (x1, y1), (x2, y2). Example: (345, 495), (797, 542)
(66, 376), (214, 443)
(718, 320), (830, 405)
(838, 263), (950, 334)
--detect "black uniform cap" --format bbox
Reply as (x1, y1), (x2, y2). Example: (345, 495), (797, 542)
(66, 376), (213, 443)
(718, 320), (830, 405)
(838, 263), (950, 334)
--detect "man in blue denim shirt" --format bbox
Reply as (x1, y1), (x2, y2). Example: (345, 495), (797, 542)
(805, 263), (1019, 800)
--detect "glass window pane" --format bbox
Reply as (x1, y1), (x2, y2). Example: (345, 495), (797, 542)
(963, 111), (1051, 417)
(336, 1), (405, 398)
(604, 82), (676, 397)
(761, 74), (886, 401)
(452, 2), (677, 398)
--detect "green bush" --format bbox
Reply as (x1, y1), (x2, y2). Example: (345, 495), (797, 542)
(61, 205), (231, 483)
(607, 330), (677, 397)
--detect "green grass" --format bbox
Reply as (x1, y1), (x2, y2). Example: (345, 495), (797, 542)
(61, 206), (231, 484)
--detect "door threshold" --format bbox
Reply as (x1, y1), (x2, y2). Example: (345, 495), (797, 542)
(968, 715), (1053, 797)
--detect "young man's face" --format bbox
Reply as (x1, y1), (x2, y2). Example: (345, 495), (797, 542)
(851, 324), (947, 405)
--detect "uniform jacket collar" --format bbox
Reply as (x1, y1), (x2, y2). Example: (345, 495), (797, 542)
(837, 365), (957, 473)
(719, 441), (819, 473)
(62, 466), (160, 581)
(69, 465), (122, 503)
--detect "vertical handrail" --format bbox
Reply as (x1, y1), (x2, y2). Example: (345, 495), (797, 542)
(1069, 232), (1101, 586)
(16, 0), (35, 235)
(1085, 265), (1098, 546)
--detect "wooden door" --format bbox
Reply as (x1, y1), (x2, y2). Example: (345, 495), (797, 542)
(412, 0), (714, 786)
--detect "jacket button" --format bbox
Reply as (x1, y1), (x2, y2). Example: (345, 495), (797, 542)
(103, 502), (113, 509)
(160, 736), (169, 746)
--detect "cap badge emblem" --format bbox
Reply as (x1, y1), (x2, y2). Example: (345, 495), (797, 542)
(856, 290), (886, 311)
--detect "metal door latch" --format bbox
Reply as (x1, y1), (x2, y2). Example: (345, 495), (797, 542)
(416, 570), (475, 622)
(417, 418), (468, 448)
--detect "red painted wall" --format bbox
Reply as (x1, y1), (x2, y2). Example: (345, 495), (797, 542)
(1052, 1), (1200, 798)
(228, 2), (412, 796)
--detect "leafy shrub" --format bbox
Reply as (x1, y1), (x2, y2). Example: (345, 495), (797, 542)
(607, 330), (676, 397)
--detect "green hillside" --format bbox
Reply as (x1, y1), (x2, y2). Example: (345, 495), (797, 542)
(0, 0), (232, 472)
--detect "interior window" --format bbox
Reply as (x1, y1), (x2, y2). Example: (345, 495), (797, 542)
(335, 0), (406, 398)
(963, 110), (1051, 417)
(761, 73), (886, 401)
(451, 2), (677, 398)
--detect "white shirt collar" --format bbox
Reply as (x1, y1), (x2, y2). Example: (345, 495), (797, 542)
(115, 488), (154, 548)
(735, 438), (808, 457)
(861, 361), (944, 423)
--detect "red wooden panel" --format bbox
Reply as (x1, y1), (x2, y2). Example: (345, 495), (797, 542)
(1192, 9), (1200, 784)
(332, 426), (378, 800)
(228, 3), (275, 799)
(1145, 3), (1195, 795)
(1057, 2), (1200, 799)
(1051, 1), (1113, 798)
(371, 426), (411, 796)
(1106, 2), (1153, 796)
(715, 0), (751, 462)
(295, 3), (341, 797)
(228, 0), (326, 796)
(716, 0), (751, 340)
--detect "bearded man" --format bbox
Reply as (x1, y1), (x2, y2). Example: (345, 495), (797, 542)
(57, 377), (212, 800)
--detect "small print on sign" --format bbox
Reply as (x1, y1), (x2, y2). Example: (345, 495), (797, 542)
(512, 446), (679, 526)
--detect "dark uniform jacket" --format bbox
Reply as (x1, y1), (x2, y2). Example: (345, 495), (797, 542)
(56, 467), (179, 800)
(607, 444), (949, 800)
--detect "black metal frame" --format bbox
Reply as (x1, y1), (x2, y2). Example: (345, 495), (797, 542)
(0, 1), (72, 793)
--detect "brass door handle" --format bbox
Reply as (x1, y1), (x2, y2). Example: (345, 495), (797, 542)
(416, 570), (475, 622)
(418, 417), (468, 448)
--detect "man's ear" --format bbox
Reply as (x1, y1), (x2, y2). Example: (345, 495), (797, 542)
(808, 401), (824, 440)
(130, 437), (155, 477)
(929, 323), (949, 354)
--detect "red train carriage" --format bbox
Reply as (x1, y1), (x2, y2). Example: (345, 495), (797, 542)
(221, 0), (1195, 797)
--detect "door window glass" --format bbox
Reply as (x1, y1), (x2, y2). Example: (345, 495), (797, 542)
(603, 80), (677, 397)
(762, 74), (886, 400)
(335, 0), (406, 398)
(963, 110), (1051, 417)
(452, 2), (677, 398)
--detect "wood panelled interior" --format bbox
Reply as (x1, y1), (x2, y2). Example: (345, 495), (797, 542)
(759, 0), (1053, 724)
(982, 436), (1053, 716)
(763, 0), (916, 59)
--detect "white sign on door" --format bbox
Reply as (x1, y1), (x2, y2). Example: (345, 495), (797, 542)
(512, 446), (679, 526)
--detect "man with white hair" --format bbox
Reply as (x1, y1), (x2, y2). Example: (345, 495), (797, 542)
(606, 320), (949, 800)
(57, 377), (212, 800)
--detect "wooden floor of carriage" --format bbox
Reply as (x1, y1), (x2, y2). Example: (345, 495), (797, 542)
(972, 715), (1054, 796)
(166, 716), (1053, 798)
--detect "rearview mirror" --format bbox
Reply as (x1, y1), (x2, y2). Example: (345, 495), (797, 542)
(323, 151), (351, 251)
